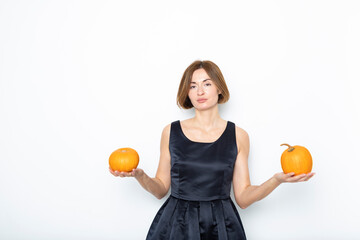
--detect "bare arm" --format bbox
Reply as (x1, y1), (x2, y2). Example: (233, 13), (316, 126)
(134, 171), (169, 200)
(109, 124), (171, 199)
(232, 127), (315, 209)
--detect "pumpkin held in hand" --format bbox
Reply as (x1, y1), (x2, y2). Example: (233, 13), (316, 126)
(280, 143), (312, 176)
(109, 147), (139, 172)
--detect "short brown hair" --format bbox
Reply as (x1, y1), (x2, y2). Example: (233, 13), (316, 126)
(176, 60), (230, 109)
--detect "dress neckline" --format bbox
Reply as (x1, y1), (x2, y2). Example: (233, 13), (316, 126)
(178, 120), (229, 144)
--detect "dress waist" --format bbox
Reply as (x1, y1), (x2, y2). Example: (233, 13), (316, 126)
(170, 193), (231, 202)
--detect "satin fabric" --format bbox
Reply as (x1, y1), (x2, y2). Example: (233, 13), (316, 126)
(146, 120), (247, 240)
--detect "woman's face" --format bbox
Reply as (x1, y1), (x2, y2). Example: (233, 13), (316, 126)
(188, 68), (221, 111)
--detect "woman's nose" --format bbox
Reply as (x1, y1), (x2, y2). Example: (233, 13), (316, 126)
(197, 86), (205, 95)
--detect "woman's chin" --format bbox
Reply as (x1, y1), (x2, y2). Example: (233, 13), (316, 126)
(194, 104), (217, 111)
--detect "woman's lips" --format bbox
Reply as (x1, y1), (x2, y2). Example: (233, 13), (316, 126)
(197, 99), (207, 103)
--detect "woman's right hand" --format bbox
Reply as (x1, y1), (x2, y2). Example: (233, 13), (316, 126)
(109, 167), (144, 179)
(273, 172), (315, 183)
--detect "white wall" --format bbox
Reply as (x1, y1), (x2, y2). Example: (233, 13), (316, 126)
(1, 0), (359, 239)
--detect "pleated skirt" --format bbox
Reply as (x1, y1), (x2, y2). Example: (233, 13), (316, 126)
(146, 195), (247, 240)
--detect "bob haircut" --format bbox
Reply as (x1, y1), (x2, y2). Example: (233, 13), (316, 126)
(177, 60), (230, 109)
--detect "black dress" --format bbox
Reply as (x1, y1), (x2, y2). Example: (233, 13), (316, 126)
(146, 120), (247, 240)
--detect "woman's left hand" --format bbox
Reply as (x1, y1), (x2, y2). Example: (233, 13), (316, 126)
(274, 172), (315, 184)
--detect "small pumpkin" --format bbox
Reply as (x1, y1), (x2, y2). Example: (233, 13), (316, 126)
(109, 147), (139, 172)
(280, 143), (312, 175)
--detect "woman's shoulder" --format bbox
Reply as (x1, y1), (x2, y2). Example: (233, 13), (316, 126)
(232, 122), (250, 152)
(233, 123), (249, 139)
(162, 123), (172, 133)
(233, 123), (249, 138)
(161, 120), (179, 136)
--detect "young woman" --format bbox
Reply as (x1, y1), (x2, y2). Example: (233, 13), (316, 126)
(109, 60), (315, 240)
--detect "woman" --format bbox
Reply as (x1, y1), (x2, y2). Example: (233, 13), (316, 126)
(109, 60), (315, 240)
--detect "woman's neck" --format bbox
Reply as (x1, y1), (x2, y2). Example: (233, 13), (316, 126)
(192, 106), (223, 129)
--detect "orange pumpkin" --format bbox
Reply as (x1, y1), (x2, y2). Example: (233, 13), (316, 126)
(280, 143), (312, 175)
(109, 147), (139, 172)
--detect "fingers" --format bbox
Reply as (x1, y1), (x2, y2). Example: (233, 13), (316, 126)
(284, 174), (303, 182)
(297, 172), (315, 182)
(117, 170), (134, 177)
(109, 167), (135, 178)
(303, 172), (315, 181)
(286, 172), (295, 177)
(295, 174), (308, 182)
(285, 172), (315, 182)
(109, 167), (117, 176)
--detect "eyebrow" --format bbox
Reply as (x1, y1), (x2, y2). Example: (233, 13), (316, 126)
(190, 79), (212, 84)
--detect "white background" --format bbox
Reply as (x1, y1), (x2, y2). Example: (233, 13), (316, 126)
(1, 0), (360, 239)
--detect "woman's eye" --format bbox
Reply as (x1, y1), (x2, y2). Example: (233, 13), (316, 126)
(205, 83), (211, 86)
(190, 86), (196, 89)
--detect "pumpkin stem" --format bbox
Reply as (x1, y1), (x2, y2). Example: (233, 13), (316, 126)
(280, 143), (295, 152)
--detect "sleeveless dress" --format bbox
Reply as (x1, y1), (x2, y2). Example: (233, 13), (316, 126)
(146, 120), (247, 240)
